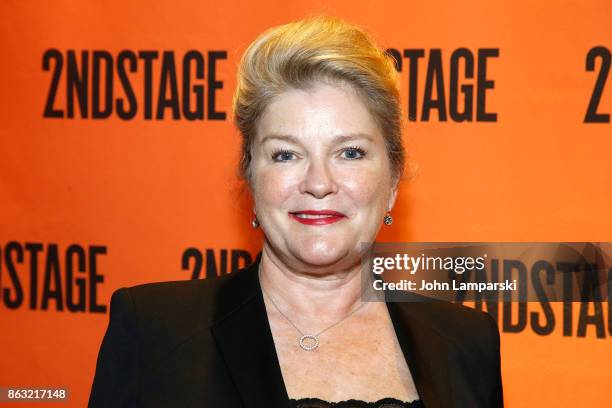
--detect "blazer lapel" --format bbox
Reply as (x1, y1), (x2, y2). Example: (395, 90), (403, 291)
(386, 300), (455, 408)
(210, 253), (291, 408)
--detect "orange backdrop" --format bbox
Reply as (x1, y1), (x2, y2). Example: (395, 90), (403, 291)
(0, 0), (610, 406)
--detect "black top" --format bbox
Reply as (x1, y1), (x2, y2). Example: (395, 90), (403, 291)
(291, 397), (424, 407)
(88, 252), (503, 407)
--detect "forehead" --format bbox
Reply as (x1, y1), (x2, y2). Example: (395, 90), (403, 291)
(255, 82), (381, 144)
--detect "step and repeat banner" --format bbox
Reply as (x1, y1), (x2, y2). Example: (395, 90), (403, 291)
(0, 0), (610, 406)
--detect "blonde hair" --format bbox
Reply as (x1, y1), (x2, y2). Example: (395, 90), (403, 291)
(232, 14), (404, 186)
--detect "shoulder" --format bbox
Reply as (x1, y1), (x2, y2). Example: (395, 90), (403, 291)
(119, 276), (219, 323)
(395, 296), (499, 355)
(107, 273), (235, 357)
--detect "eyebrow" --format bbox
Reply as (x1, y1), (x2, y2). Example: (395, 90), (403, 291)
(260, 133), (374, 145)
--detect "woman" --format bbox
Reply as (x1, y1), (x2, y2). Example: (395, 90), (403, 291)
(89, 15), (503, 408)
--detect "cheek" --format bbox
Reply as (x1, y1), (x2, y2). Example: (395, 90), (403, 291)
(254, 167), (299, 208)
(340, 166), (390, 209)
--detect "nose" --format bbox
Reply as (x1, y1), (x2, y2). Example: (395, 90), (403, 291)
(299, 157), (339, 199)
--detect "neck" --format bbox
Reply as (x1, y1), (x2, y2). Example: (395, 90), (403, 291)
(258, 243), (367, 327)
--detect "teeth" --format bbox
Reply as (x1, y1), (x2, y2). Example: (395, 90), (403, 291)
(294, 213), (335, 219)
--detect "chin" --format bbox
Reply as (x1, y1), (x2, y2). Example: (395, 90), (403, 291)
(291, 242), (348, 267)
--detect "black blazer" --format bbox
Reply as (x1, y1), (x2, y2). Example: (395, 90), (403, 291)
(89, 253), (503, 408)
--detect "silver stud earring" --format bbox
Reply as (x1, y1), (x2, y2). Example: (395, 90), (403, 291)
(251, 217), (260, 229)
(383, 212), (393, 226)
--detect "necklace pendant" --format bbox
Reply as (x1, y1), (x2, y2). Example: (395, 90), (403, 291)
(299, 334), (319, 351)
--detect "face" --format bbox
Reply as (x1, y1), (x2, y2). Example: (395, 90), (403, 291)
(250, 81), (399, 273)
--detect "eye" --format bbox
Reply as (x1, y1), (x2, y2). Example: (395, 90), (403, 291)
(271, 149), (297, 162)
(340, 146), (367, 160)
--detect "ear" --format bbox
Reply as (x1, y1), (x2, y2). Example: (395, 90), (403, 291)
(387, 177), (400, 212)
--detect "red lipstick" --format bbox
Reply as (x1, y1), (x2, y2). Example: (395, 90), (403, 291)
(288, 210), (346, 225)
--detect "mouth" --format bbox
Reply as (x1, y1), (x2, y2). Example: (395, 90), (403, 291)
(288, 210), (346, 225)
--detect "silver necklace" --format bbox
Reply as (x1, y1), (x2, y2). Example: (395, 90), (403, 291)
(258, 263), (368, 351)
